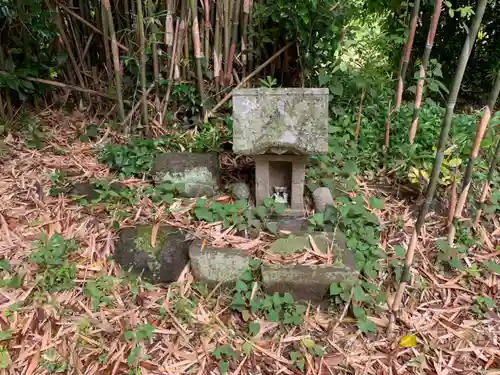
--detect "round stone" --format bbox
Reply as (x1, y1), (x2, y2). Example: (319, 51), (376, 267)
(231, 182), (251, 200)
(313, 187), (334, 212)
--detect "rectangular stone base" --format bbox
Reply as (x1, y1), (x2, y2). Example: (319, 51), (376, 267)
(283, 208), (305, 217)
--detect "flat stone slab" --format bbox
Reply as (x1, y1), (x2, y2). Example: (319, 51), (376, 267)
(269, 231), (348, 256)
(114, 225), (191, 283)
(267, 216), (309, 234)
(189, 233), (357, 303)
(189, 240), (251, 289)
(150, 152), (220, 198)
(261, 261), (357, 302)
(232, 88), (329, 155)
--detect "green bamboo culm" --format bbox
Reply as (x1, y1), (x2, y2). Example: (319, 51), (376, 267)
(148, 0), (161, 115)
(474, 138), (500, 228)
(389, 0), (488, 335)
(137, 0), (149, 132)
(409, 0), (443, 143)
(225, 0), (241, 85)
(190, 0), (205, 117)
(214, 0), (222, 95)
(103, 0), (125, 121)
(395, 0), (421, 111)
(448, 69), (500, 246)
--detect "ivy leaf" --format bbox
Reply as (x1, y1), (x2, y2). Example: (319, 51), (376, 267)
(235, 279), (248, 292)
(254, 206), (268, 219)
(449, 257), (464, 271)
(394, 245), (406, 258)
(0, 349), (10, 369)
(218, 360), (229, 375)
(357, 317), (377, 333)
(248, 322), (260, 337)
(266, 222), (278, 234)
(353, 285), (368, 302)
(274, 202), (286, 214)
(329, 283), (342, 296)
(483, 261), (500, 274)
(330, 84), (343, 96)
(127, 345), (141, 366)
(263, 198), (274, 208)
(242, 342), (253, 355)
(352, 306), (365, 318)
(318, 69), (330, 86)
(267, 310), (280, 322)
(194, 207), (214, 222)
(369, 197), (384, 209)
(0, 260), (11, 272)
(0, 330), (12, 341)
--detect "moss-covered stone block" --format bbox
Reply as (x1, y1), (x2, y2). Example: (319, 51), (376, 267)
(150, 152), (220, 198)
(189, 240), (250, 289)
(114, 225), (191, 283)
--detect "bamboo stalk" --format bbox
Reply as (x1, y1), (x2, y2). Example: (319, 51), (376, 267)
(103, 0), (126, 121)
(179, 1), (188, 79)
(0, 46), (13, 118)
(205, 42), (293, 121)
(67, 6), (86, 75)
(148, 0), (161, 116)
(204, 0), (211, 60)
(354, 88), (366, 138)
(474, 139), (500, 228)
(161, 19), (181, 122)
(100, 1), (113, 76)
(51, 3), (88, 94)
(447, 177), (457, 227)
(191, 0), (205, 116)
(395, 0), (421, 111)
(448, 69), (500, 243)
(123, 0), (131, 29)
(384, 100), (393, 152)
(78, 33), (95, 71)
(214, 0), (222, 96)
(248, 0), (254, 74)
(225, 0), (241, 85)
(137, 0), (149, 132)
(0, 92), (5, 119)
(166, 0), (175, 61)
(61, 5), (129, 52)
(389, 0), (487, 336)
(223, 0), (230, 85)
(241, 0), (251, 79)
(409, 0), (443, 143)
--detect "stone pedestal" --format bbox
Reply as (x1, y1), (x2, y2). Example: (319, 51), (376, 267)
(255, 154), (307, 216)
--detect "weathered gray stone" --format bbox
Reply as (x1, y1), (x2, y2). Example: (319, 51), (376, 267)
(150, 152), (219, 197)
(114, 225), (191, 283)
(267, 216), (309, 233)
(68, 181), (126, 201)
(232, 88), (329, 155)
(269, 231), (348, 256)
(313, 187), (334, 212)
(261, 262), (357, 302)
(189, 240), (250, 288)
(230, 182), (251, 200)
(263, 236), (357, 302)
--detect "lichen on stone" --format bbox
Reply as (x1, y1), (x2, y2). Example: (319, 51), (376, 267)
(133, 226), (170, 257)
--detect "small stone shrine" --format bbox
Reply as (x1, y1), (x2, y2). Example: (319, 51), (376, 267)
(232, 88), (329, 215)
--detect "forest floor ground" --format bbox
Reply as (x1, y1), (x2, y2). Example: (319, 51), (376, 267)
(0, 110), (498, 375)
